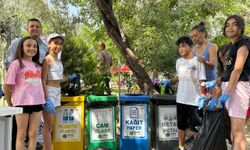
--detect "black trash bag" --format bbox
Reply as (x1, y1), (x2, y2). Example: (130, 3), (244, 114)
(191, 109), (231, 150)
(61, 74), (81, 96)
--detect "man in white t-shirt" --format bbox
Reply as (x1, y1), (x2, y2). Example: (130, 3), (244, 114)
(161, 36), (206, 150)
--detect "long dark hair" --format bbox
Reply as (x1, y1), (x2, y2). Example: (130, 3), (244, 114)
(14, 36), (40, 68)
(192, 21), (208, 38)
(217, 44), (229, 75)
(223, 15), (245, 37)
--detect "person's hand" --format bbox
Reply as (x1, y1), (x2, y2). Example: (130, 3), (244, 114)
(160, 79), (170, 88)
(205, 80), (216, 89)
(44, 98), (56, 114)
(207, 97), (219, 111)
(197, 56), (206, 63)
(197, 96), (207, 110)
(218, 93), (231, 106)
(68, 73), (78, 81)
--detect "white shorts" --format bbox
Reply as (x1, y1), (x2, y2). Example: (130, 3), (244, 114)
(47, 86), (61, 107)
(222, 81), (250, 119)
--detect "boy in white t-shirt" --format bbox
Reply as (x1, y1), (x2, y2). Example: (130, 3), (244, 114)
(161, 36), (206, 150)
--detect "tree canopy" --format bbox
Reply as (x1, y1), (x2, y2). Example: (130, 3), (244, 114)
(1, 0), (250, 93)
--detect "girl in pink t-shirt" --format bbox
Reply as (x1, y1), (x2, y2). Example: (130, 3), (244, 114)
(4, 36), (45, 150)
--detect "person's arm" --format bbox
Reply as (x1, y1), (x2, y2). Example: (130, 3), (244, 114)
(99, 52), (105, 66)
(170, 59), (180, 84)
(5, 39), (19, 68)
(61, 76), (68, 83)
(3, 84), (12, 106)
(170, 75), (178, 84)
(198, 43), (218, 70)
(42, 57), (50, 99)
(224, 45), (249, 94)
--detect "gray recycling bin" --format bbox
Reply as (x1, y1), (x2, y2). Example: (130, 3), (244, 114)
(150, 94), (178, 150)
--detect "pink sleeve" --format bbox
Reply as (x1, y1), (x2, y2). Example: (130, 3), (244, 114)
(4, 61), (19, 85)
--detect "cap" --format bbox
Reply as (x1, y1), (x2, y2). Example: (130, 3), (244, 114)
(47, 33), (65, 43)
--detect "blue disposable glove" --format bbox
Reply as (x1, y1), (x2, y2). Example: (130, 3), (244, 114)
(68, 73), (78, 81)
(218, 93), (231, 106)
(197, 96), (207, 110)
(44, 98), (56, 114)
(160, 79), (170, 88)
(205, 80), (216, 89)
(207, 97), (220, 111)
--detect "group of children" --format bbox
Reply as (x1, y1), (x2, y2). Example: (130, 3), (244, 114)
(2, 18), (77, 150)
(161, 15), (250, 150)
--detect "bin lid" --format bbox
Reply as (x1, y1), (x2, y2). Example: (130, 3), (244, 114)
(150, 94), (176, 105)
(151, 94), (176, 101)
(120, 94), (149, 102)
(61, 96), (85, 102)
(87, 95), (117, 103)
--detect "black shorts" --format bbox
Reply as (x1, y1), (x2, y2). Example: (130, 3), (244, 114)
(177, 103), (201, 131)
(15, 105), (44, 114)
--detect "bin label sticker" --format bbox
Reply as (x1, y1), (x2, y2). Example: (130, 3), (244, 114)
(158, 105), (178, 141)
(55, 106), (82, 142)
(122, 104), (147, 139)
(90, 107), (114, 141)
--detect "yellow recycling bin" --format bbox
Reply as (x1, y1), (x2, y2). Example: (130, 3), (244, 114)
(53, 96), (85, 150)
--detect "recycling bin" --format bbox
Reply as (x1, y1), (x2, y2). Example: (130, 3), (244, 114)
(120, 94), (149, 150)
(53, 96), (85, 150)
(87, 95), (117, 150)
(150, 94), (178, 150)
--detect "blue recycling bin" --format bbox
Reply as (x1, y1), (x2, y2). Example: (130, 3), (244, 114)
(120, 94), (149, 150)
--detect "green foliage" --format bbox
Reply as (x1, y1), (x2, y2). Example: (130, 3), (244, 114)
(1, 0), (250, 93)
(62, 32), (105, 95)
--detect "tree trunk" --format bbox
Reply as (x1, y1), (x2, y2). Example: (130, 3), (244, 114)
(95, 0), (155, 93)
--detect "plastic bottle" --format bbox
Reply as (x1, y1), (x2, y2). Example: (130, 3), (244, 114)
(160, 84), (165, 95)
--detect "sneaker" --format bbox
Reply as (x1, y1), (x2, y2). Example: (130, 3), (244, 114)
(36, 142), (43, 150)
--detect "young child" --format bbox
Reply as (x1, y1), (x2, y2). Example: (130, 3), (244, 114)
(42, 33), (77, 150)
(161, 36), (206, 150)
(3, 36), (45, 150)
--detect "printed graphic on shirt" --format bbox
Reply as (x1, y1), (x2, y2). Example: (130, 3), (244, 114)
(24, 70), (42, 86)
(223, 49), (232, 70)
(179, 63), (198, 80)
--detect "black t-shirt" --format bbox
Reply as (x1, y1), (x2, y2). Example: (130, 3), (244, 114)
(221, 36), (250, 82)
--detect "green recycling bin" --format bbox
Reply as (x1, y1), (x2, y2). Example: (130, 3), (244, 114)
(87, 95), (117, 150)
